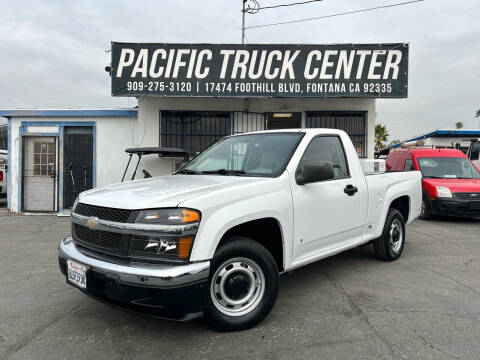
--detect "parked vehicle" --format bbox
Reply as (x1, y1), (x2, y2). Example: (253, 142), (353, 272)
(58, 129), (421, 330)
(0, 150), (6, 196)
(0, 167), (5, 196)
(387, 148), (480, 219)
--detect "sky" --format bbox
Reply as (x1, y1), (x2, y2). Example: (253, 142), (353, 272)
(1, 0), (479, 141)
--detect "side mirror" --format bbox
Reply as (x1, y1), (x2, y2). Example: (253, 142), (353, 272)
(470, 143), (480, 161)
(296, 161), (335, 185)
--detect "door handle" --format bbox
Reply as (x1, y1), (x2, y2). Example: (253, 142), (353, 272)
(344, 184), (358, 196)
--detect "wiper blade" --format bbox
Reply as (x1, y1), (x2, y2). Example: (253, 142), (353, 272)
(202, 169), (246, 176)
(176, 169), (204, 175)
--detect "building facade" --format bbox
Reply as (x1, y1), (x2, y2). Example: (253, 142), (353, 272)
(138, 96), (376, 158)
(1, 42), (409, 213)
(115, 42), (409, 165)
(0, 110), (148, 213)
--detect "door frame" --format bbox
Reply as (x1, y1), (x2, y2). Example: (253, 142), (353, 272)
(21, 134), (59, 212)
(18, 121), (96, 212)
(63, 126), (94, 209)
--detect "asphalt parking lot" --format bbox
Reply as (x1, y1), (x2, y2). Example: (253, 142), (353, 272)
(0, 208), (479, 360)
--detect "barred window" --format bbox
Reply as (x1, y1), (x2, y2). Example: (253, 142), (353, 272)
(160, 111), (232, 155)
(160, 111), (266, 155)
(306, 112), (367, 158)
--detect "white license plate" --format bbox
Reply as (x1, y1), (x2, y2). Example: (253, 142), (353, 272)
(67, 260), (87, 289)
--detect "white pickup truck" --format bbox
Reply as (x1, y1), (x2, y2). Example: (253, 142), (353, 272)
(58, 129), (422, 330)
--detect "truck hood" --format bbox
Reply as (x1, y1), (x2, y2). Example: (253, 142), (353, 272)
(423, 178), (480, 193)
(78, 175), (268, 210)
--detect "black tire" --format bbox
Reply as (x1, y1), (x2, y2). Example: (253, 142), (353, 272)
(419, 193), (433, 220)
(204, 237), (279, 331)
(373, 208), (405, 261)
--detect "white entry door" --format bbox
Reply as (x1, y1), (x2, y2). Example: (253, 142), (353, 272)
(23, 137), (57, 211)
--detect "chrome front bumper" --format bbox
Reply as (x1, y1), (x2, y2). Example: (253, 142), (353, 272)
(58, 237), (210, 288)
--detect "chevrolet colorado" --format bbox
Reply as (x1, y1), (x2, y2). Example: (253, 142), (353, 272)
(58, 129), (422, 330)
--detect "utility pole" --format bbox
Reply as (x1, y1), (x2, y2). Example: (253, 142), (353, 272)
(242, 0), (247, 44)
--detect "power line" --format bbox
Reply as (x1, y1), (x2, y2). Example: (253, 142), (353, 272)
(245, 0), (424, 29)
(257, 0), (325, 10)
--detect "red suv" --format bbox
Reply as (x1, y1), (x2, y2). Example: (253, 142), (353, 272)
(386, 148), (480, 218)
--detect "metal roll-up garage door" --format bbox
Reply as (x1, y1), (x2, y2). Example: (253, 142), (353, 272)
(306, 112), (367, 157)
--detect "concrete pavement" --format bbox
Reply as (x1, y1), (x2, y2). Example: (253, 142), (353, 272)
(0, 211), (479, 360)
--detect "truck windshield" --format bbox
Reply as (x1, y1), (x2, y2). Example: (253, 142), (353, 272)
(178, 132), (304, 177)
(417, 157), (480, 179)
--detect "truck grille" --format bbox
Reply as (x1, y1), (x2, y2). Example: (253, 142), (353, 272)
(73, 224), (123, 250)
(75, 203), (132, 223)
(454, 193), (480, 199)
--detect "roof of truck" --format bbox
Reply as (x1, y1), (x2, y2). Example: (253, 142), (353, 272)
(235, 128), (346, 135)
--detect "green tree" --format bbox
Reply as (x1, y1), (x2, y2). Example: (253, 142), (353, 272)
(375, 124), (390, 149)
(455, 122), (464, 129)
(389, 139), (401, 146)
(476, 109), (480, 117)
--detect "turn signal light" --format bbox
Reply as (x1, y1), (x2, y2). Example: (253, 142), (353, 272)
(181, 209), (200, 223)
(178, 237), (194, 259)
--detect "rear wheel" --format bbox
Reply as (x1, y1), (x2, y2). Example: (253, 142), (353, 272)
(373, 208), (405, 261)
(204, 237), (279, 331)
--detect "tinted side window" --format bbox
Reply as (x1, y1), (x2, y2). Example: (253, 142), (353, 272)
(404, 159), (414, 171)
(387, 154), (404, 171)
(300, 136), (349, 179)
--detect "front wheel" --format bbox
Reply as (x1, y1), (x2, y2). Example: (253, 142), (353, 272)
(419, 194), (433, 220)
(204, 237), (279, 331)
(373, 208), (405, 261)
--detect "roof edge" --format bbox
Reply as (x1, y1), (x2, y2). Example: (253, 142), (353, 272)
(0, 109), (137, 118)
(390, 129), (480, 149)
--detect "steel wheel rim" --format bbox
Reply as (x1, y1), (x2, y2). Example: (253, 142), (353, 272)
(390, 218), (403, 253)
(210, 257), (265, 317)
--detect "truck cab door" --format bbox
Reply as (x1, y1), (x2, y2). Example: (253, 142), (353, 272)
(290, 135), (367, 262)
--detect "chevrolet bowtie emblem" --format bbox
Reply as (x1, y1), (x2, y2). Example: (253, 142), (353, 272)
(86, 217), (100, 230)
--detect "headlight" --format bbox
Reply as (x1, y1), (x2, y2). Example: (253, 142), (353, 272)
(130, 236), (194, 261)
(135, 208), (200, 224)
(132, 208), (200, 261)
(436, 186), (452, 198)
(72, 197), (79, 212)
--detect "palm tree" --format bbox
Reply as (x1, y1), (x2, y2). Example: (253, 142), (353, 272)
(455, 122), (464, 130)
(375, 124), (389, 149)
